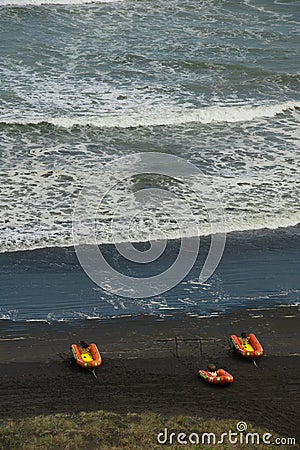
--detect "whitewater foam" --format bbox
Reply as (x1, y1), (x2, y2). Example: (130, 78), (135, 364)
(1, 102), (299, 129)
(0, 337), (26, 340)
(1, 106), (300, 255)
(1, 0), (121, 6)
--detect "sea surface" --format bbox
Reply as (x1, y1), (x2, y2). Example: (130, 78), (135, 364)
(0, 0), (299, 321)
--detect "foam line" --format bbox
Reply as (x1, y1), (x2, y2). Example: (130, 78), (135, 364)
(1, 0), (120, 6)
(1, 101), (299, 129)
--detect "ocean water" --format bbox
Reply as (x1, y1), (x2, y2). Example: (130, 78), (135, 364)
(0, 0), (299, 321)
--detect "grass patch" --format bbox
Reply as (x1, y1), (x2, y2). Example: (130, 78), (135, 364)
(0, 411), (296, 449)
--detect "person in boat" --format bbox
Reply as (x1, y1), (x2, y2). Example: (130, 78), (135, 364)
(241, 332), (249, 344)
(207, 363), (218, 377)
(79, 340), (90, 353)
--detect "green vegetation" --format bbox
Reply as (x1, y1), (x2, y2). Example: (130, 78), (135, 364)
(0, 411), (295, 450)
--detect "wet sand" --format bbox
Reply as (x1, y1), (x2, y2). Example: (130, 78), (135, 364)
(0, 306), (299, 441)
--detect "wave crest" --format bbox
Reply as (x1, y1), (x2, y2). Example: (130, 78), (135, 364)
(1, 101), (299, 129)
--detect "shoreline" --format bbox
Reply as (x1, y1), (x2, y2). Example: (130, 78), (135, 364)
(0, 305), (299, 441)
(0, 303), (299, 357)
(0, 304), (299, 361)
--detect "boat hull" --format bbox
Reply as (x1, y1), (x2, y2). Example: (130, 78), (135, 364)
(71, 343), (102, 369)
(198, 368), (234, 385)
(230, 333), (264, 358)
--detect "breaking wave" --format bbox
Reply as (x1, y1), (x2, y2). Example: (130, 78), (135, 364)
(1, 101), (299, 129)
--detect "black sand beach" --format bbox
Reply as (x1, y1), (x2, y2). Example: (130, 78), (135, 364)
(0, 306), (299, 441)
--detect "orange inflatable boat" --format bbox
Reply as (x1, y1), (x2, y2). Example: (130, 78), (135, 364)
(198, 368), (234, 385)
(230, 333), (263, 358)
(71, 343), (102, 369)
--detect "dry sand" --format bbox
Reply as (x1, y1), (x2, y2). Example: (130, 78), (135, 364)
(0, 306), (299, 441)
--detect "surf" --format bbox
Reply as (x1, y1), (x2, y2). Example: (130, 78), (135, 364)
(1, 101), (299, 130)
(1, 0), (121, 6)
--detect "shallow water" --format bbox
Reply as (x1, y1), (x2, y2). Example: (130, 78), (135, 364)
(0, 227), (299, 321)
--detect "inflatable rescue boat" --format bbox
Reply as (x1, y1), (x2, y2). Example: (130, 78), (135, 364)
(230, 333), (263, 358)
(71, 343), (102, 369)
(198, 368), (234, 385)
